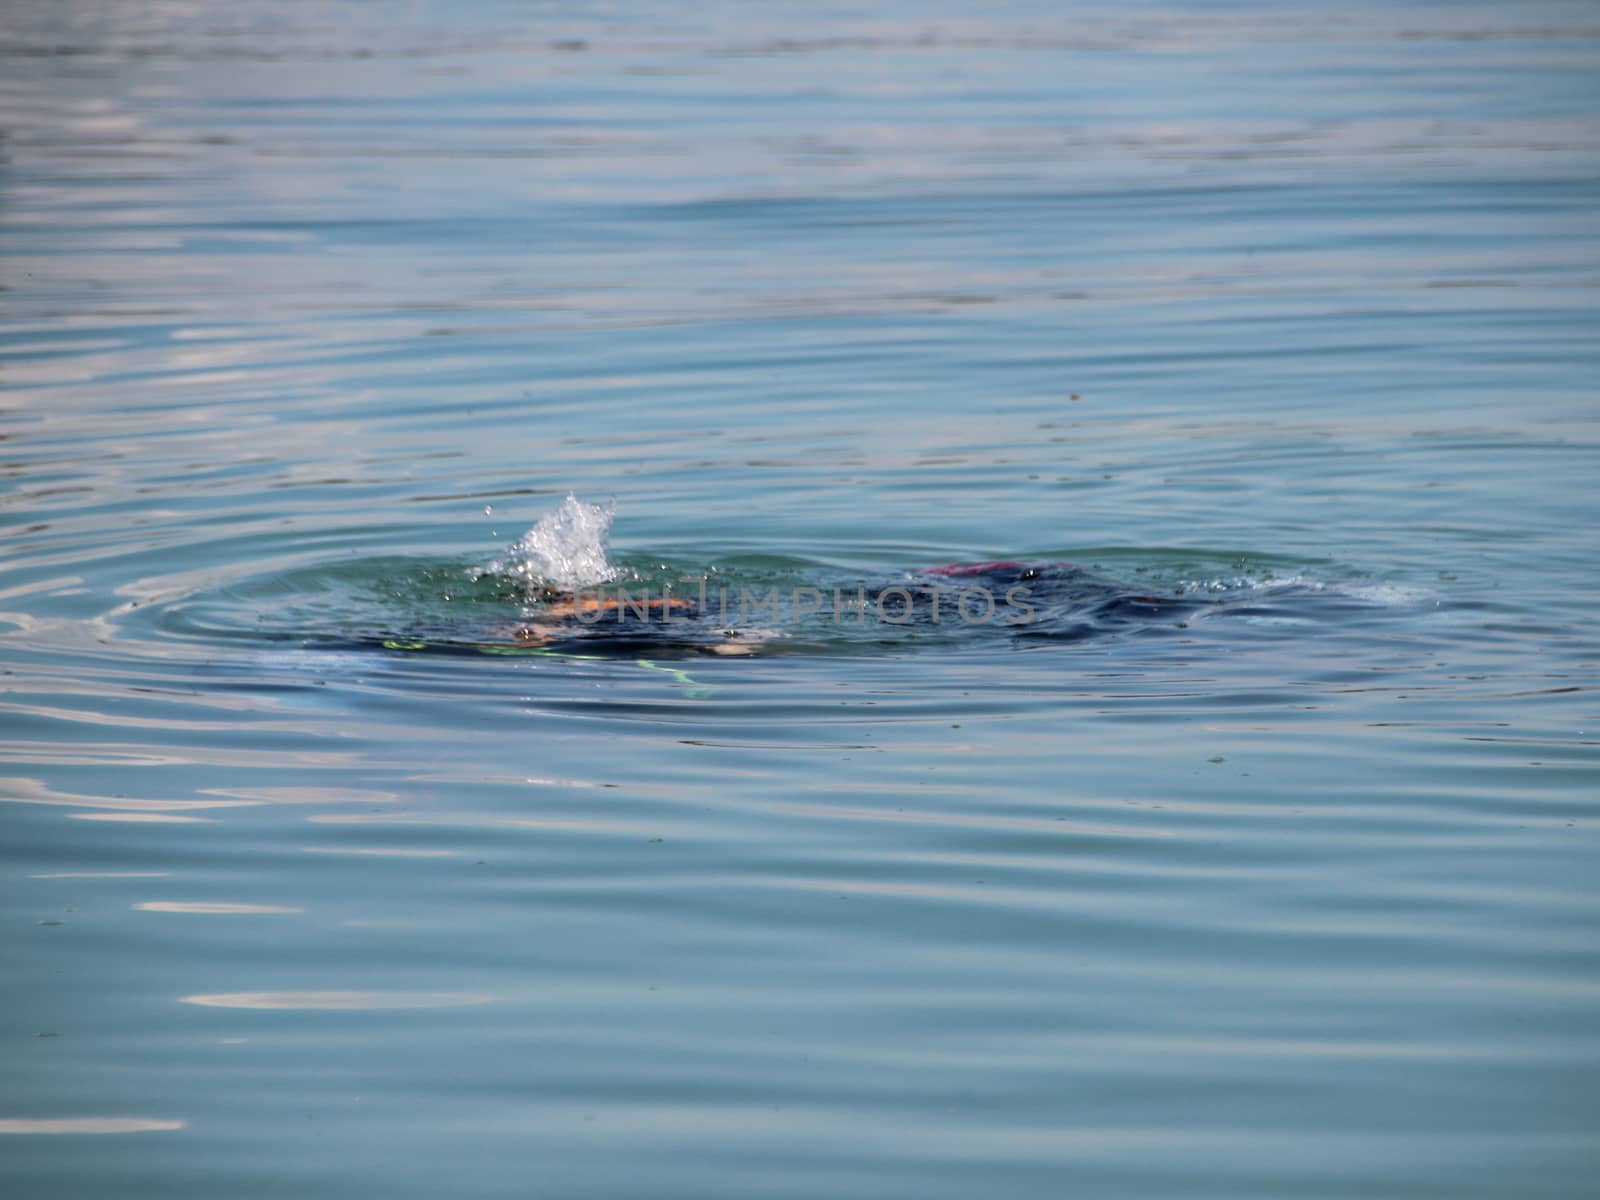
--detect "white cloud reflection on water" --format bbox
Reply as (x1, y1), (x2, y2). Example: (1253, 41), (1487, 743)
(135, 901), (303, 913)
(0, 1117), (185, 1135)
(180, 991), (494, 1009)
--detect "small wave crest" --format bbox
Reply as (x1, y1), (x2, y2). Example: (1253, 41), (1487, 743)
(478, 494), (620, 591)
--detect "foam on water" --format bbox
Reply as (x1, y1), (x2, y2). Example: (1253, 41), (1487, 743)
(479, 494), (619, 591)
(1175, 574), (1438, 608)
(1176, 573), (1324, 595)
(1329, 581), (1440, 607)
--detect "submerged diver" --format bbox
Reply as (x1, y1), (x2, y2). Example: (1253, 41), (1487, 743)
(503, 560), (1198, 655)
(289, 499), (1412, 665)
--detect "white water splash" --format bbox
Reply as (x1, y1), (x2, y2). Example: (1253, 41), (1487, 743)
(481, 494), (619, 590)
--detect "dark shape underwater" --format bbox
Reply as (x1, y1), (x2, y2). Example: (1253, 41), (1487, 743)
(332, 561), (1226, 660)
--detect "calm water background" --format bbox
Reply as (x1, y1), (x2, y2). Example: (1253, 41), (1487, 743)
(3, 1), (1598, 1195)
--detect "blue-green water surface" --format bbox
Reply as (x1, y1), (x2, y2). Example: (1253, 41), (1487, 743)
(2, 1), (1598, 1196)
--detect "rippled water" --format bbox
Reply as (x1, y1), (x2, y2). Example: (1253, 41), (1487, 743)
(4, 1), (1598, 1196)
